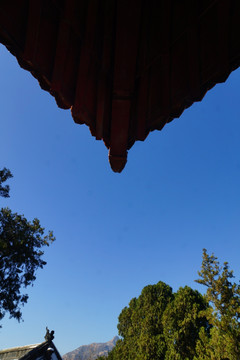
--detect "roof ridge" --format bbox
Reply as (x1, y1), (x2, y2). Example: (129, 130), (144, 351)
(0, 345), (41, 353)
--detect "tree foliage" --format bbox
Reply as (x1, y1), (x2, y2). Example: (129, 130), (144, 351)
(0, 168), (13, 198)
(108, 282), (207, 360)
(117, 281), (173, 360)
(104, 249), (240, 360)
(163, 286), (209, 360)
(194, 248), (240, 359)
(0, 168), (55, 323)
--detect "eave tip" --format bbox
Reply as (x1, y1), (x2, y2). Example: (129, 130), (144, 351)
(108, 151), (127, 173)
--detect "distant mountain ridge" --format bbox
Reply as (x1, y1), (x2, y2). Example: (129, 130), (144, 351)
(63, 336), (119, 360)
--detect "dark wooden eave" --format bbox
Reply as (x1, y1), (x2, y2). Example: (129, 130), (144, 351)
(0, 0), (240, 172)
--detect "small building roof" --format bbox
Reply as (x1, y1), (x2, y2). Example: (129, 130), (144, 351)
(0, 329), (62, 360)
(0, 344), (40, 360)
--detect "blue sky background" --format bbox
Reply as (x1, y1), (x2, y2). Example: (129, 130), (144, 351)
(1, 44), (240, 354)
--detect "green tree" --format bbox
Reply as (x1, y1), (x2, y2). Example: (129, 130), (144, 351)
(109, 281), (173, 360)
(0, 168), (55, 324)
(102, 249), (240, 360)
(162, 286), (209, 360)
(107, 282), (209, 360)
(0, 168), (13, 198)
(194, 249), (240, 359)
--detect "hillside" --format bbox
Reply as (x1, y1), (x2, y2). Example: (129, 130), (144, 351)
(63, 336), (119, 360)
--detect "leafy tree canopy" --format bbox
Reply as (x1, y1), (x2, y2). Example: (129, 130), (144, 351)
(0, 167), (55, 324)
(194, 248), (240, 359)
(105, 249), (240, 360)
(163, 286), (209, 360)
(0, 168), (12, 198)
(108, 281), (208, 360)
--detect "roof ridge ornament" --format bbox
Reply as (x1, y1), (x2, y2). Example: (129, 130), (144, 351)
(44, 327), (55, 342)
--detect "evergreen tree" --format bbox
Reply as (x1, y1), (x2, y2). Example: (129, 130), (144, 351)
(194, 249), (240, 359)
(113, 281), (173, 360)
(163, 286), (209, 360)
(108, 282), (207, 360)
(101, 249), (240, 360)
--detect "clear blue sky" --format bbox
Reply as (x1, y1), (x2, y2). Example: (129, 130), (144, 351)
(1, 44), (240, 354)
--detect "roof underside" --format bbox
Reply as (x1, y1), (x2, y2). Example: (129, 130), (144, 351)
(0, 0), (239, 171)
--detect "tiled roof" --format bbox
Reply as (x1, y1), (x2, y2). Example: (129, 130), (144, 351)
(0, 0), (239, 171)
(0, 344), (41, 360)
(0, 340), (62, 360)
